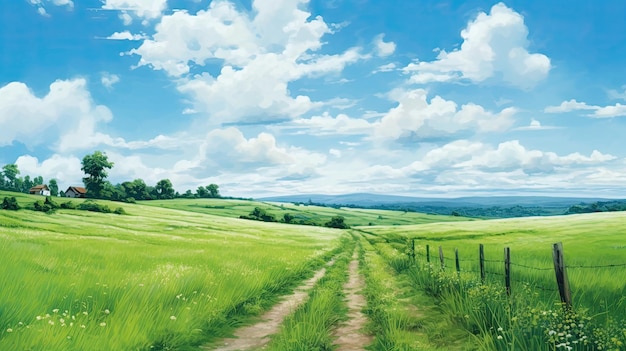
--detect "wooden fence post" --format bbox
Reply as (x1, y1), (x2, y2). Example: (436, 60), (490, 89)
(479, 244), (485, 284)
(504, 247), (511, 296)
(411, 239), (416, 263)
(426, 244), (430, 263)
(455, 248), (461, 276)
(439, 246), (445, 271)
(552, 242), (572, 307)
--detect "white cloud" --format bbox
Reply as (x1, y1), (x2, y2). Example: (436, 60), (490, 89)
(545, 99), (626, 117)
(100, 72), (120, 89)
(373, 34), (396, 57)
(0, 79), (113, 149)
(514, 118), (560, 131)
(15, 154), (83, 187)
(106, 31), (146, 40)
(372, 88), (517, 141)
(455, 140), (616, 172)
(403, 2), (550, 88)
(373, 63), (396, 73)
(29, 0), (73, 15)
(544, 99), (595, 113)
(129, 0), (369, 123)
(276, 112), (373, 136)
(102, 0), (168, 20)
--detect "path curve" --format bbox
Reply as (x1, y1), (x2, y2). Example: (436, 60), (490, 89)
(202, 260), (334, 351)
(332, 251), (373, 351)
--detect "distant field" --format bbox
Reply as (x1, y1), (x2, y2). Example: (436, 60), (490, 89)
(142, 198), (472, 227)
(359, 212), (626, 324)
(0, 191), (344, 350)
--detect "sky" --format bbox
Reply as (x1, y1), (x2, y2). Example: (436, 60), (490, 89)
(1, 0), (626, 198)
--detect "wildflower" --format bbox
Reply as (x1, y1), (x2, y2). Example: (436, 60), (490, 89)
(6, 328), (13, 333)
(36, 316), (42, 320)
(497, 335), (503, 340)
(52, 309), (59, 313)
(100, 322), (106, 327)
(104, 309), (110, 314)
(497, 327), (503, 332)
(170, 316), (177, 320)
(60, 318), (65, 324)
(80, 325), (86, 329)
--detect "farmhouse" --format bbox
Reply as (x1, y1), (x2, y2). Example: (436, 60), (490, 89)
(65, 186), (87, 198)
(29, 184), (51, 196)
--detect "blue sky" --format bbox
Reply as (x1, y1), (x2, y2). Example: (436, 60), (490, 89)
(2, 0), (626, 197)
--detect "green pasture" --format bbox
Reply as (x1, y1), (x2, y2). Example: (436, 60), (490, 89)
(0, 191), (344, 350)
(360, 212), (626, 350)
(143, 198), (471, 227)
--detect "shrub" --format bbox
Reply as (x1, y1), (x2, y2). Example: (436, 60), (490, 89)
(78, 200), (112, 213)
(113, 207), (126, 215)
(1, 197), (20, 210)
(60, 201), (77, 209)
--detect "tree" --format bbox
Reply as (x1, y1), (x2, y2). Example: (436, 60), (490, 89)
(196, 186), (209, 198)
(49, 179), (59, 196)
(33, 176), (44, 186)
(206, 184), (220, 198)
(81, 151), (114, 198)
(324, 216), (349, 229)
(155, 179), (175, 199)
(1, 197), (20, 210)
(283, 213), (294, 223)
(2, 164), (19, 189)
(22, 175), (33, 193)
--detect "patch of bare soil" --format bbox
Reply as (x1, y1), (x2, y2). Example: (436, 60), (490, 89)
(332, 252), (373, 351)
(202, 260), (335, 351)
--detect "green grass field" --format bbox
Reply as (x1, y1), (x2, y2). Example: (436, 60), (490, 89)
(361, 212), (626, 350)
(142, 198), (471, 227)
(2, 190), (625, 350)
(0, 191), (345, 350)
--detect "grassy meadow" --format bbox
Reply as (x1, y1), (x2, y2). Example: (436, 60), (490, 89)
(0, 191), (345, 350)
(143, 198), (471, 227)
(2, 190), (626, 350)
(360, 212), (626, 350)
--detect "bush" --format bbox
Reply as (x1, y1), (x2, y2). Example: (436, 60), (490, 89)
(113, 207), (126, 215)
(78, 200), (112, 213)
(1, 197), (20, 210)
(60, 201), (77, 209)
(324, 215), (349, 229)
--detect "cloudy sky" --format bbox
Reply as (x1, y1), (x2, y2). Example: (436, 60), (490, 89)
(2, 0), (626, 198)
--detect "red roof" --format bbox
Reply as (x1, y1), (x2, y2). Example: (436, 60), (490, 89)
(67, 186), (87, 194)
(29, 185), (49, 192)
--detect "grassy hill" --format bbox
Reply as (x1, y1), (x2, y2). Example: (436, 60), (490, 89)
(142, 198), (472, 227)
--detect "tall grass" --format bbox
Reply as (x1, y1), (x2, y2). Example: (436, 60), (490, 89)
(363, 212), (626, 351)
(0, 199), (343, 350)
(265, 236), (355, 351)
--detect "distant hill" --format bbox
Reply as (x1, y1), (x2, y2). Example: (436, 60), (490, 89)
(258, 193), (621, 218)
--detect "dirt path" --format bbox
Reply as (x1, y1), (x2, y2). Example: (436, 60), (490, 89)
(202, 260), (334, 351)
(332, 251), (373, 351)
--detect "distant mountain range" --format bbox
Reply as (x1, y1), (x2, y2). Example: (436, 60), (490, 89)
(259, 193), (612, 208)
(258, 193), (624, 218)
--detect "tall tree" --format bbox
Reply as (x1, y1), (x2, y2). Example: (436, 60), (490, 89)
(33, 176), (44, 186)
(206, 184), (220, 198)
(155, 179), (175, 199)
(2, 164), (19, 189)
(81, 151), (114, 198)
(22, 175), (33, 193)
(49, 179), (59, 196)
(196, 186), (209, 198)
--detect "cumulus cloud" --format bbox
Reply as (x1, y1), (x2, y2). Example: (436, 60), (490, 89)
(372, 88), (517, 141)
(403, 2), (550, 88)
(128, 0), (369, 123)
(106, 31), (146, 40)
(102, 0), (168, 20)
(545, 99), (626, 117)
(373, 34), (396, 57)
(0, 79), (114, 149)
(15, 154), (83, 186)
(276, 112), (372, 136)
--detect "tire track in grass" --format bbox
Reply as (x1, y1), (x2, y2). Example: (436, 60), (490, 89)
(202, 259), (336, 351)
(332, 250), (373, 351)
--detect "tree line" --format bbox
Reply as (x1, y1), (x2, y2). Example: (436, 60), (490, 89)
(1, 151), (220, 202)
